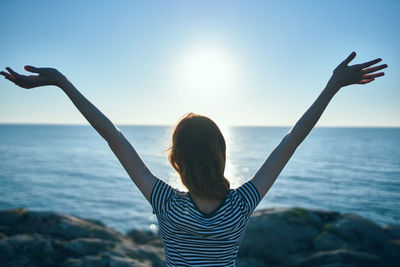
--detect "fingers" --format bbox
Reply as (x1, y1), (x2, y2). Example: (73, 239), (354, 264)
(0, 70), (16, 82)
(362, 64), (388, 74)
(1, 72), (15, 83)
(1, 66), (40, 83)
(5, 67), (21, 78)
(24, 65), (42, 74)
(357, 78), (375, 85)
(342, 51), (356, 66)
(1, 67), (31, 88)
(0, 71), (12, 78)
(357, 58), (382, 69)
(362, 72), (385, 80)
(0, 71), (26, 88)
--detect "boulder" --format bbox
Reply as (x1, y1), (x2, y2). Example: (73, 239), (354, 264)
(63, 238), (114, 257)
(384, 225), (400, 239)
(239, 207), (400, 266)
(0, 209), (164, 267)
(126, 229), (161, 246)
(284, 249), (381, 267)
(238, 208), (333, 264)
(0, 208), (122, 241)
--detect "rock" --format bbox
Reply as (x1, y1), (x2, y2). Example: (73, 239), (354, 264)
(1, 207), (399, 266)
(384, 225), (400, 239)
(330, 214), (388, 249)
(239, 207), (400, 266)
(313, 231), (352, 251)
(126, 229), (160, 245)
(236, 257), (269, 267)
(0, 208), (122, 241)
(0, 209), (164, 266)
(284, 249), (381, 267)
(63, 255), (150, 267)
(0, 233), (65, 266)
(238, 208), (326, 264)
(64, 238), (114, 257)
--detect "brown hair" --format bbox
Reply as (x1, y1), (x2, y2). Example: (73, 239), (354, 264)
(168, 113), (230, 200)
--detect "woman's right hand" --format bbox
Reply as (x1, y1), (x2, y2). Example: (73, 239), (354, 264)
(0, 66), (67, 89)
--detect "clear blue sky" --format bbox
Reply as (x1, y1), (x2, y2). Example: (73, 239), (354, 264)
(1, 0), (399, 126)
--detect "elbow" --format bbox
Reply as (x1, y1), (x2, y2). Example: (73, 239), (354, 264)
(106, 126), (124, 145)
(282, 132), (298, 152)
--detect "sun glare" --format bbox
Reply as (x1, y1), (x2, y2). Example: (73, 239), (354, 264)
(172, 45), (240, 102)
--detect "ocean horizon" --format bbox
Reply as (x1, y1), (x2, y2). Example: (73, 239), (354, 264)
(1, 124), (399, 232)
(1, 122), (399, 128)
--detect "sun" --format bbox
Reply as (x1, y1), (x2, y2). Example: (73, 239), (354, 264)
(171, 45), (240, 101)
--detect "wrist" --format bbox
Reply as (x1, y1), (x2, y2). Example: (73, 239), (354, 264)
(326, 78), (341, 95)
(56, 75), (71, 89)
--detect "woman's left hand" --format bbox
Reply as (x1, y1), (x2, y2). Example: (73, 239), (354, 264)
(329, 52), (387, 89)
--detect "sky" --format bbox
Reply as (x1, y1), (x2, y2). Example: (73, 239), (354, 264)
(0, 0), (399, 127)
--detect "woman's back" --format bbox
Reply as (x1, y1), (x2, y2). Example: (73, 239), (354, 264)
(151, 179), (260, 266)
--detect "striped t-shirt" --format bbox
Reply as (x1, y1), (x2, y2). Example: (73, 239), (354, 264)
(150, 179), (260, 266)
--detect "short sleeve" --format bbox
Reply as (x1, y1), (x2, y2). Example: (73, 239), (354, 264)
(236, 180), (261, 216)
(150, 179), (175, 215)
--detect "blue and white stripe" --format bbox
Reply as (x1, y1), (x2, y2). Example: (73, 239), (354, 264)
(151, 179), (260, 266)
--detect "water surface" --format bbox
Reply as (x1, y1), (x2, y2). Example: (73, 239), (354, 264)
(1, 125), (399, 232)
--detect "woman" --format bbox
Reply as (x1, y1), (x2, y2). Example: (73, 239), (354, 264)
(1, 52), (387, 266)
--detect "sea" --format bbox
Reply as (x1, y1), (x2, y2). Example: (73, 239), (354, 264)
(0, 124), (399, 233)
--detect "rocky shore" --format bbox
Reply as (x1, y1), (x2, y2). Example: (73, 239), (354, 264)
(1, 207), (399, 266)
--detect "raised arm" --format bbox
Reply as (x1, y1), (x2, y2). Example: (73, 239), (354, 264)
(1, 66), (157, 202)
(251, 52), (387, 199)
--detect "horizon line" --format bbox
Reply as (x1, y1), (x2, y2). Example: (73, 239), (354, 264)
(0, 122), (399, 129)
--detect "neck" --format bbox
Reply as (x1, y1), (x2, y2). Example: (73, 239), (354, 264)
(189, 193), (224, 215)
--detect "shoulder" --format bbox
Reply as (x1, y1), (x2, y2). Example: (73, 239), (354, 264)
(235, 180), (260, 198)
(150, 179), (189, 213)
(230, 180), (260, 215)
(151, 179), (183, 199)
